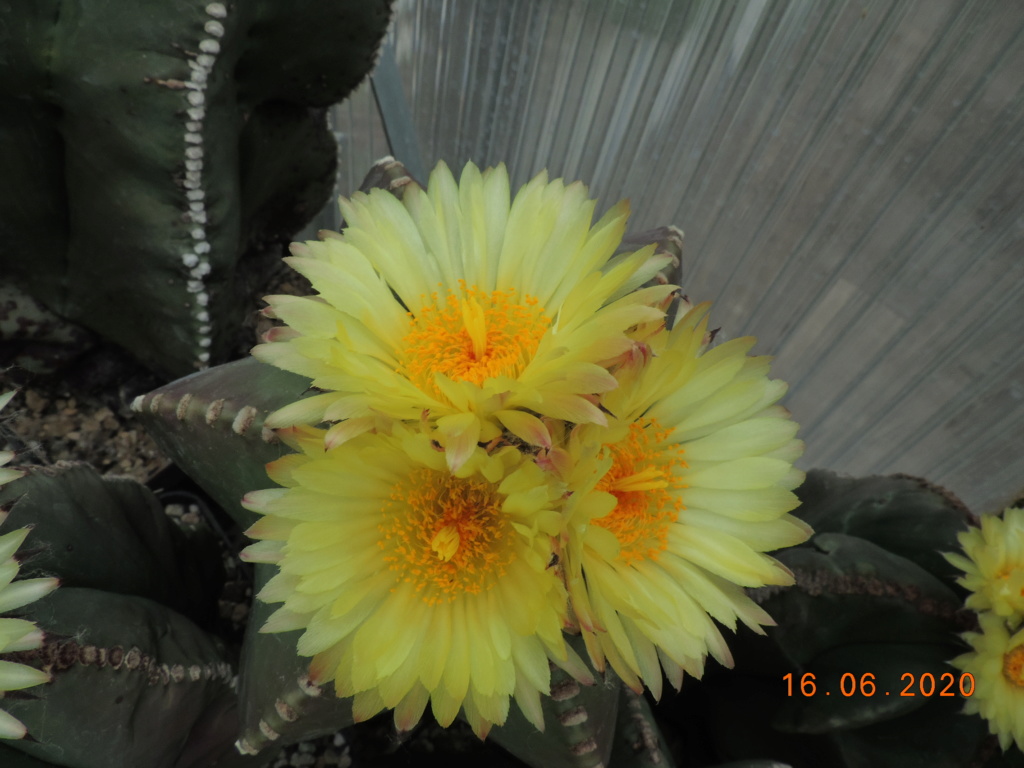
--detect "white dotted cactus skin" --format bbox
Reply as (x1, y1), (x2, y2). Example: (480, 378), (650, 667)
(0, 0), (392, 377)
(178, 2), (230, 368)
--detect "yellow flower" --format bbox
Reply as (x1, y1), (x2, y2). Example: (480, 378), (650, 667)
(945, 508), (1024, 624)
(0, 391), (58, 739)
(241, 423), (589, 738)
(952, 611), (1024, 751)
(559, 303), (810, 697)
(253, 161), (676, 471)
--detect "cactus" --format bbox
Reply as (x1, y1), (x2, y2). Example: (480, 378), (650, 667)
(0, 0), (392, 377)
(0, 459), (256, 767)
(676, 470), (1024, 768)
(129, 358), (364, 757)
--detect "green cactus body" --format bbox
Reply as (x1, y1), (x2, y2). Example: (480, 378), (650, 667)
(0, 0), (392, 376)
(0, 453), (254, 767)
(130, 357), (312, 529)
(790, 471), (974, 586)
(5, 588), (238, 768)
(767, 533), (963, 730)
(490, 648), (620, 768)
(0, 462), (222, 627)
(234, 563), (354, 758)
(699, 470), (1013, 768)
(134, 357), (362, 757)
(0, 400), (252, 765)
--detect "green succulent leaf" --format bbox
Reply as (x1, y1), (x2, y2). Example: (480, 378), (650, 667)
(0, 743), (62, 767)
(489, 636), (620, 768)
(132, 357), (312, 529)
(235, 563), (354, 757)
(3, 588), (236, 768)
(766, 533), (962, 665)
(793, 471), (973, 584)
(0, 462), (221, 628)
(772, 643), (960, 734)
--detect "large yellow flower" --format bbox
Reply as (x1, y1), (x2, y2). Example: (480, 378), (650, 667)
(241, 422), (588, 737)
(253, 161), (676, 471)
(0, 391), (59, 739)
(952, 611), (1024, 751)
(558, 302), (810, 696)
(945, 508), (1024, 624)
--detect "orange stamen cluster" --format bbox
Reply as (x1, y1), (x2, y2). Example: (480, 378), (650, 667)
(379, 467), (514, 604)
(400, 281), (549, 398)
(594, 419), (686, 565)
(1004, 645), (1024, 688)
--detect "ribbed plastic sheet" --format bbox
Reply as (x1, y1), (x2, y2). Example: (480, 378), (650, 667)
(329, 0), (1024, 515)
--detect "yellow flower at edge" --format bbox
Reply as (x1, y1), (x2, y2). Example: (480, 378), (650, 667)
(945, 507), (1024, 624)
(240, 422), (592, 738)
(952, 611), (1024, 751)
(0, 391), (59, 739)
(558, 302), (811, 697)
(252, 161), (677, 471)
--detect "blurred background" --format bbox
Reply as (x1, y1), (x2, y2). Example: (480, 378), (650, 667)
(323, 0), (1024, 516)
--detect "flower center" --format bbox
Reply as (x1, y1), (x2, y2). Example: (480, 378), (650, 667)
(380, 467), (514, 604)
(400, 281), (549, 398)
(1003, 645), (1024, 688)
(594, 419), (686, 565)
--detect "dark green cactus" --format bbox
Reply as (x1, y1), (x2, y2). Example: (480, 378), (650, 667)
(6, 588), (239, 768)
(128, 357), (309, 530)
(0, 462), (222, 627)
(233, 563), (355, 757)
(131, 358), (362, 757)
(489, 638), (618, 768)
(0, 460), (255, 767)
(678, 470), (1024, 768)
(0, 0), (392, 377)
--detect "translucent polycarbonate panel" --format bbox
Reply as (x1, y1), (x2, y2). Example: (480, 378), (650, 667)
(309, 81), (392, 236)
(332, 0), (1024, 514)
